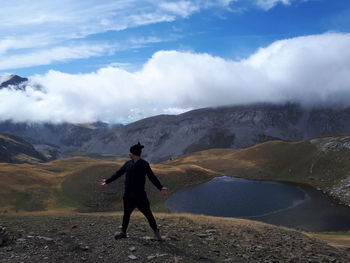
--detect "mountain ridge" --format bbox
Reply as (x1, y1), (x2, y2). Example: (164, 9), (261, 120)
(2, 102), (350, 162)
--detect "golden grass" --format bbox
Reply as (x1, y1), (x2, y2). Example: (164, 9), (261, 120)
(307, 233), (350, 249)
(164, 139), (350, 189)
(0, 155), (217, 212)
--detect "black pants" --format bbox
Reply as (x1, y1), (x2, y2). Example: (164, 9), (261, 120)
(122, 192), (158, 233)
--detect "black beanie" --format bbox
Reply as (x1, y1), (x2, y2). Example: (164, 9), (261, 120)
(130, 142), (144, 156)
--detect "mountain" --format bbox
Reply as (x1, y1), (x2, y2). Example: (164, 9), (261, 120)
(0, 133), (48, 163)
(2, 103), (350, 162)
(0, 74), (28, 90)
(0, 121), (105, 155)
(79, 103), (350, 162)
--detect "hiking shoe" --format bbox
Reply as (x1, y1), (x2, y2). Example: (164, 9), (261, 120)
(154, 229), (163, 241)
(114, 232), (127, 240)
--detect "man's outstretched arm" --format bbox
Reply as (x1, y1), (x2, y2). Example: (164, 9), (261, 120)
(99, 162), (127, 185)
(145, 163), (167, 193)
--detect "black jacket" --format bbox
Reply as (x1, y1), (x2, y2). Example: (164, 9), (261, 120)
(105, 159), (163, 194)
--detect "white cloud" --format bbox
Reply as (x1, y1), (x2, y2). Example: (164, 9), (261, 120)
(0, 0), (307, 71)
(227, 0), (301, 12)
(0, 1), (230, 55)
(128, 36), (165, 45)
(0, 0), (239, 71)
(0, 34), (56, 55)
(0, 35), (178, 71)
(0, 44), (114, 70)
(255, 0), (291, 10)
(2, 33), (350, 123)
(158, 1), (201, 17)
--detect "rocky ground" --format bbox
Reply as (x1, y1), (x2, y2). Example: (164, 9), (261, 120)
(1, 212), (350, 263)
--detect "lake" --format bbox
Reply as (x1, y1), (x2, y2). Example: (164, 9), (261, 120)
(164, 176), (350, 232)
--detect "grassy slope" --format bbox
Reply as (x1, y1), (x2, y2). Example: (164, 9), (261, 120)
(0, 157), (218, 213)
(307, 231), (350, 249)
(0, 157), (105, 211)
(164, 139), (350, 190)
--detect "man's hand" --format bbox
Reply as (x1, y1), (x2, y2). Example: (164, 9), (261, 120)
(160, 186), (168, 195)
(98, 179), (107, 186)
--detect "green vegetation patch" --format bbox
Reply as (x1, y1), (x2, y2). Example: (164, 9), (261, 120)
(59, 163), (123, 212)
(11, 188), (51, 211)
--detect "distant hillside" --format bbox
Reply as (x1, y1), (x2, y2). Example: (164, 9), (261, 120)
(0, 121), (105, 153)
(165, 134), (350, 206)
(0, 133), (48, 163)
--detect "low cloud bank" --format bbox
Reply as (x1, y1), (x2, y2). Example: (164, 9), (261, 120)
(1, 32), (350, 123)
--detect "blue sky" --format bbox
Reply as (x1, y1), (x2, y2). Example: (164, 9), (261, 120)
(1, 0), (350, 123)
(1, 0), (349, 76)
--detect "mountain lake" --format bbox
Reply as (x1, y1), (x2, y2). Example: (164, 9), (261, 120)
(164, 176), (350, 232)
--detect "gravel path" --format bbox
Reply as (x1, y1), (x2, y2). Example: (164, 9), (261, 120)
(1, 213), (349, 262)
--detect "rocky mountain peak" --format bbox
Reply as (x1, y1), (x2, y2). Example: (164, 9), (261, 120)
(0, 74), (28, 90)
(310, 135), (350, 152)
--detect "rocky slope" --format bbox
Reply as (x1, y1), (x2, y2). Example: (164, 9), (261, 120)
(80, 103), (350, 162)
(1, 213), (349, 262)
(309, 135), (350, 206)
(0, 121), (104, 153)
(0, 133), (48, 163)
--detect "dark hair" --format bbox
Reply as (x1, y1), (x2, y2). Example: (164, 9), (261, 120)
(130, 142), (144, 156)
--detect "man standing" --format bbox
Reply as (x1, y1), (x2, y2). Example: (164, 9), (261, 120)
(99, 142), (168, 241)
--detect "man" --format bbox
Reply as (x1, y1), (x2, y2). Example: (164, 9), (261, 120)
(99, 142), (168, 241)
